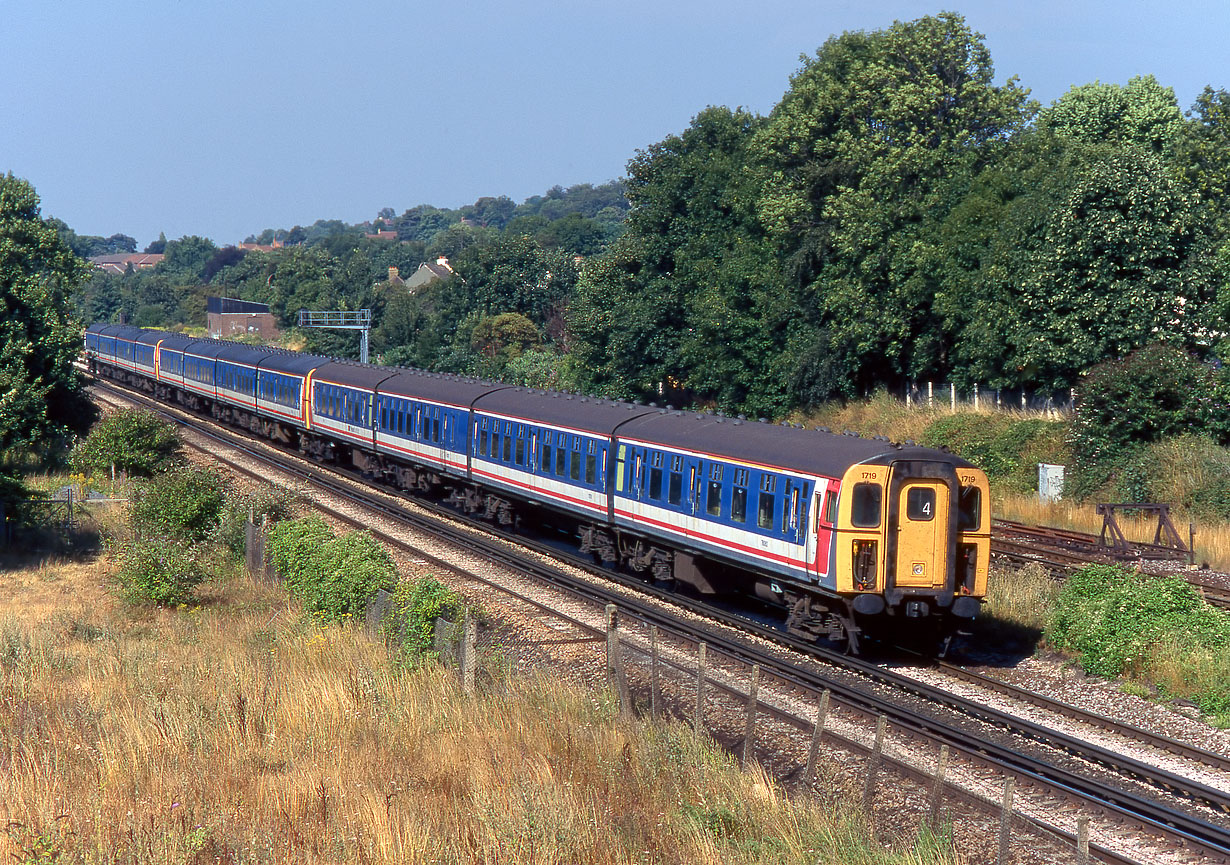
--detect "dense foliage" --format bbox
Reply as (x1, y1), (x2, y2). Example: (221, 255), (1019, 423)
(0, 174), (93, 461)
(70, 408), (183, 477)
(111, 536), (207, 606)
(128, 466), (228, 543)
(266, 517), (396, 622)
(380, 574), (466, 664)
(1045, 565), (1230, 716)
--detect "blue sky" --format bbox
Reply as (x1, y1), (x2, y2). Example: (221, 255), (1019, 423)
(2, 1), (1226, 248)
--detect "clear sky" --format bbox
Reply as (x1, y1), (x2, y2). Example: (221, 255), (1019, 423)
(2, 1), (1226, 248)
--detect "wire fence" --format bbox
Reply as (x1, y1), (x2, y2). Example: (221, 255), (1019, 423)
(903, 382), (1075, 416)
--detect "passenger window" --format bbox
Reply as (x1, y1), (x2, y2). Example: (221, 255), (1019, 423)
(502, 435), (511, 462)
(907, 487), (935, 521)
(667, 472), (682, 505)
(706, 481), (722, 516)
(851, 483), (882, 528)
(556, 448), (566, 476)
(541, 443), (551, 471)
(757, 492), (775, 530)
(570, 450), (581, 481)
(732, 487), (747, 523)
(958, 486), (981, 531)
(585, 454), (596, 484)
(649, 467), (663, 500)
(515, 438), (525, 465)
(479, 430), (488, 455)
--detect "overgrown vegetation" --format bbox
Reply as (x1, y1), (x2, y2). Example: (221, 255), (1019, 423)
(128, 465), (227, 542)
(921, 414), (1068, 494)
(381, 574), (465, 665)
(110, 535), (207, 606)
(266, 516), (396, 622)
(70, 408), (183, 478)
(1045, 564), (1230, 720)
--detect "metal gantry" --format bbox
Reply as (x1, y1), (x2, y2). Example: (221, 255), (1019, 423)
(297, 308), (373, 363)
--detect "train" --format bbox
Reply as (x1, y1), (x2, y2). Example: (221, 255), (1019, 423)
(83, 323), (991, 653)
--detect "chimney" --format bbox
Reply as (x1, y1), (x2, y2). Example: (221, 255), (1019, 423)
(436, 256), (452, 272)
(388, 266), (399, 282)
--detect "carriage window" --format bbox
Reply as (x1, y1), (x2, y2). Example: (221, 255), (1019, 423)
(822, 490), (838, 525)
(570, 450), (581, 481)
(502, 434), (511, 462)
(706, 481), (722, 516)
(907, 487), (935, 521)
(541, 442), (551, 471)
(667, 472), (682, 505)
(732, 487), (747, 523)
(958, 486), (981, 531)
(585, 454), (596, 484)
(757, 492), (775, 529)
(479, 429), (488, 455)
(851, 483), (882, 528)
(649, 467), (663, 500)
(556, 447), (566, 476)
(515, 437), (525, 465)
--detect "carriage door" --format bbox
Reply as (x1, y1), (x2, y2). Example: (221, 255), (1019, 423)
(894, 480), (949, 588)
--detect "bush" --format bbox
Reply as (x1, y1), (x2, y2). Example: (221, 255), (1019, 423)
(381, 575), (466, 662)
(112, 536), (207, 605)
(215, 485), (299, 560)
(1045, 564), (1230, 713)
(920, 414), (1067, 493)
(129, 466), (227, 542)
(266, 517), (396, 622)
(71, 409), (182, 478)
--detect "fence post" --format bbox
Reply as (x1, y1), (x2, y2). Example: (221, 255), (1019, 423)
(462, 609), (477, 695)
(927, 381), (933, 408)
(804, 690), (830, 793)
(950, 383), (956, 412)
(605, 604), (617, 683)
(905, 383), (912, 408)
(998, 777), (1014, 865)
(694, 642), (707, 736)
(861, 714), (887, 812)
(740, 665), (759, 770)
(927, 744), (948, 827)
(650, 625), (659, 723)
(973, 383), (979, 411)
(1020, 392), (1026, 411)
(1076, 816), (1090, 865)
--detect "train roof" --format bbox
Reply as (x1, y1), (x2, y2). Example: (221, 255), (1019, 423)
(311, 361), (402, 391)
(104, 325), (150, 342)
(259, 351), (329, 376)
(380, 370), (503, 408)
(615, 411), (969, 478)
(215, 344), (274, 364)
(473, 388), (657, 436)
(155, 333), (202, 352)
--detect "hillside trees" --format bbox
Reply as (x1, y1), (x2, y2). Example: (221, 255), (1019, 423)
(0, 174), (93, 456)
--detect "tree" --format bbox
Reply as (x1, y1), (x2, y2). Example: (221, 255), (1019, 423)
(0, 174), (94, 455)
(158, 235), (218, 282)
(144, 232), (167, 254)
(753, 13), (1034, 400)
(70, 408), (182, 477)
(1038, 75), (1185, 154)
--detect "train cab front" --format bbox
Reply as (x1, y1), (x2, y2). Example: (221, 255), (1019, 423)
(835, 453), (990, 648)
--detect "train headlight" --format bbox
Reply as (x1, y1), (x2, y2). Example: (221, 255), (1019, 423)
(853, 540), (877, 591)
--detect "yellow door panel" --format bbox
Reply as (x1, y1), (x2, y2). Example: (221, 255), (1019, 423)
(895, 481), (948, 588)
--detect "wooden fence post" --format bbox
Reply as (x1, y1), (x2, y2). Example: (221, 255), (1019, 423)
(740, 665), (759, 770)
(998, 777), (1014, 865)
(861, 714), (886, 812)
(927, 744), (949, 828)
(804, 690), (830, 793)
(605, 605), (617, 683)
(461, 609), (476, 695)
(1076, 816), (1090, 865)
(694, 642), (707, 737)
(650, 625), (659, 723)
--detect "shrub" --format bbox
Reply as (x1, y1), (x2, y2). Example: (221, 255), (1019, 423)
(112, 536), (206, 605)
(215, 485), (299, 560)
(1045, 564), (1230, 713)
(128, 466), (227, 542)
(920, 414), (1067, 493)
(381, 574), (466, 662)
(266, 517), (396, 622)
(71, 409), (182, 478)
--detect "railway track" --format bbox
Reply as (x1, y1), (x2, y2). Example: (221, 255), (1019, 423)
(991, 518), (1230, 610)
(88, 377), (1230, 864)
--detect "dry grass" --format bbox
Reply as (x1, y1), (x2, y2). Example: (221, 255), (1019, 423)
(0, 556), (957, 865)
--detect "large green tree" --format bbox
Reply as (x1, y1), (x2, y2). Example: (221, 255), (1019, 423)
(0, 174), (93, 455)
(754, 12), (1034, 400)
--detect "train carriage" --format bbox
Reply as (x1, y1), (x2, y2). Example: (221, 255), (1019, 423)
(374, 372), (491, 480)
(256, 351), (324, 430)
(306, 362), (392, 454)
(151, 333), (201, 391)
(215, 344), (269, 411)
